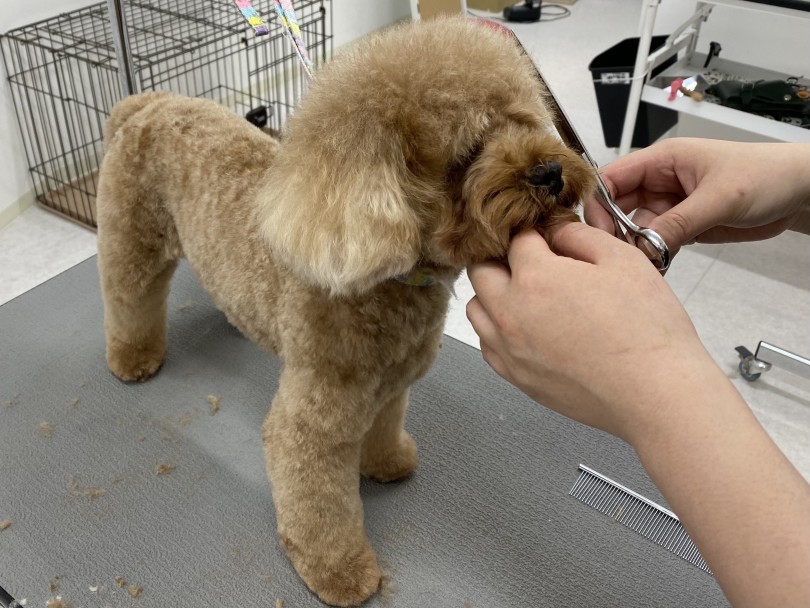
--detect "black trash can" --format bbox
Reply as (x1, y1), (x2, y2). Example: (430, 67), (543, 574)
(589, 36), (678, 148)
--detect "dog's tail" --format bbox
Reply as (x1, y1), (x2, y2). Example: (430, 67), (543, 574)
(104, 91), (172, 149)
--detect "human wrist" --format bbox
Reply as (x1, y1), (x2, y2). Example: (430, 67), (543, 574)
(786, 143), (810, 232)
(617, 349), (731, 451)
(791, 206), (810, 236)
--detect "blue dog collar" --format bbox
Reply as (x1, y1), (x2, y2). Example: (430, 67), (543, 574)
(394, 268), (438, 287)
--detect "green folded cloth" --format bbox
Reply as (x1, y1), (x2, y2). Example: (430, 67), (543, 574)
(707, 79), (810, 122)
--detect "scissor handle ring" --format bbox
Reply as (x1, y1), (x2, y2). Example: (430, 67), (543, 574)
(633, 228), (671, 274)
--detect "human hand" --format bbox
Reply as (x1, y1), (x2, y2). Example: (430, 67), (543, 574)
(466, 223), (717, 443)
(585, 139), (810, 255)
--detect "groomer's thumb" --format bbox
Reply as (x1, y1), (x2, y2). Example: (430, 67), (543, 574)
(647, 189), (725, 250)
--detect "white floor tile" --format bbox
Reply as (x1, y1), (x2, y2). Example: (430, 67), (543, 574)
(682, 232), (810, 480)
(0, 205), (97, 306)
(445, 270), (479, 350)
(663, 244), (725, 304)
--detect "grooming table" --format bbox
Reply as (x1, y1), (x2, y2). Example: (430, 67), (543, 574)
(0, 259), (728, 607)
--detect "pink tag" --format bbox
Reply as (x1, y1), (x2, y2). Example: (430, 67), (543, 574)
(668, 78), (684, 102)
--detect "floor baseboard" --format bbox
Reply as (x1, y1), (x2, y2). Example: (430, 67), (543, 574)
(0, 190), (35, 232)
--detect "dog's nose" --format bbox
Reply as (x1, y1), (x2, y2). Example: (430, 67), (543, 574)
(528, 161), (564, 196)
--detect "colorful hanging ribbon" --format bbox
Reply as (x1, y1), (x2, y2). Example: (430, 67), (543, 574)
(233, 0), (314, 79)
(234, 0), (270, 36)
(272, 0), (314, 79)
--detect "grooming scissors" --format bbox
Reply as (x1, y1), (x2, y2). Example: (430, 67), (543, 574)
(538, 78), (671, 274)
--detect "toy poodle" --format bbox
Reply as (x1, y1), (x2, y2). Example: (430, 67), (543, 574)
(96, 15), (596, 606)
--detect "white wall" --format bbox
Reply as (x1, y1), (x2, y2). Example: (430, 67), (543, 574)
(0, 0), (410, 224)
(332, 0), (410, 49)
(0, 0), (100, 32)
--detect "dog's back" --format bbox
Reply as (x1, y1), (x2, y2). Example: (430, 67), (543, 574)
(104, 91), (170, 150)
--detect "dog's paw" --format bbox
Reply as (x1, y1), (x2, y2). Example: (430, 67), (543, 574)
(361, 431), (418, 483)
(281, 534), (381, 606)
(106, 335), (165, 382)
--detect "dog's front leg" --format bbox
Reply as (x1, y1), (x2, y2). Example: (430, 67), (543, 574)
(360, 389), (418, 483)
(263, 368), (381, 606)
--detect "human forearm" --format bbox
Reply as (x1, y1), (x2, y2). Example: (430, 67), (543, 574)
(628, 361), (810, 607)
(468, 193), (810, 607)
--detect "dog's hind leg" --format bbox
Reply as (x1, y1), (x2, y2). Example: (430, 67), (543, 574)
(263, 369), (382, 606)
(360, 390), (418, 483)
(97, 183), (179, 382)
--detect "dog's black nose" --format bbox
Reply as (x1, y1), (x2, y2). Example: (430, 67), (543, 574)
(528, 161), (564, 196)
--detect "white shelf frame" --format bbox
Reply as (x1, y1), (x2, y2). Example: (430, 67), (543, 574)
(619, 0), (810, 155)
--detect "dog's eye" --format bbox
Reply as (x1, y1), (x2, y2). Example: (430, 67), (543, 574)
(527, 161), (563, 196)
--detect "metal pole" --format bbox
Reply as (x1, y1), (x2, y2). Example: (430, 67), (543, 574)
(107, 0), (137, 96)
(618, 0), (660, 156)
(755, 342), (810, 381)
(736, 341), (810, 382)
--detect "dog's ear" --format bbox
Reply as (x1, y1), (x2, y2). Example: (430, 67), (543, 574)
(258, 148), (422, 296)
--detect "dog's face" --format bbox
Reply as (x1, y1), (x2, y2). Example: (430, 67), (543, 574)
(259, 16), (596, 296)
(430, 119), (596, 268)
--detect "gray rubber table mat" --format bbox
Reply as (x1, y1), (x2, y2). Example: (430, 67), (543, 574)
(0, 258), (727, 607)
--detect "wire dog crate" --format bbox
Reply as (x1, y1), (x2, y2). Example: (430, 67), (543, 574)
(1, 0), (331, 229)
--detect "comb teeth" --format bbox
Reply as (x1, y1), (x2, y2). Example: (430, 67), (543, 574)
(569, 465), (712, 574)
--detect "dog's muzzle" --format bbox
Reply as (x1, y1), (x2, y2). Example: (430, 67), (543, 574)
(528, 161), (563, 196)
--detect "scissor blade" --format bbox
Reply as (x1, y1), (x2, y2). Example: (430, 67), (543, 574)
(535, 71), (624, 228)
(536, 74), (591, 161)
(531, 59), (671, 274)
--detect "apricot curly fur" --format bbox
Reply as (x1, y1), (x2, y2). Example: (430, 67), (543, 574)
(97, 16), (595, 606)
